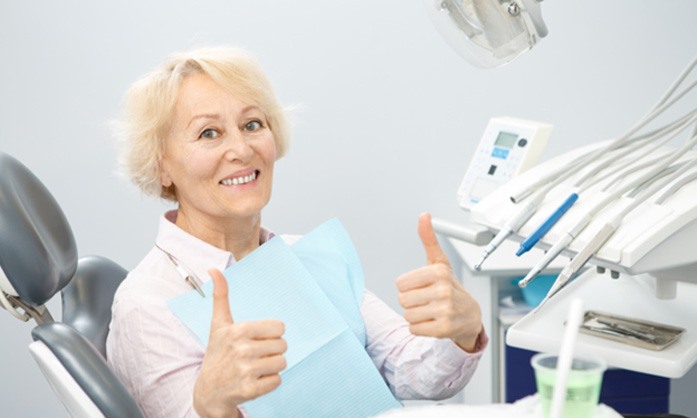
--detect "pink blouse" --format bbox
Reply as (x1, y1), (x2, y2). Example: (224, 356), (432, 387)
(106, 211), (487, 417)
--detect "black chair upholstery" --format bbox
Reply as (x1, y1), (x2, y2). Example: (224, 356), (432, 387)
(0, 152), (76, 308)
(62, 256), (128, 357)
(31, 322), (143, 418)
(0, 151), (143, 418)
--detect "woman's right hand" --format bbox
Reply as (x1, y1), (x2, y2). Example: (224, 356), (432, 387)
(193, 268), (287, 418)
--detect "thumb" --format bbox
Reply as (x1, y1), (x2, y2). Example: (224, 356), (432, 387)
(208, 268), (234, 333)
(418, 212), (450, 266)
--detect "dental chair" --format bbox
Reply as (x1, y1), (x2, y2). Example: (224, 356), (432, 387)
(0, 152), (143, 418)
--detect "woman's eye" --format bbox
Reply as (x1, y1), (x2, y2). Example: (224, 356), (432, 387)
(244, 120), (263, 132)
(199, 128), (221, 139)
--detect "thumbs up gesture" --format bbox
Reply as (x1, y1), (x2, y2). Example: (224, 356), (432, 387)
(396, 213), (483, 352)
(193, 269), (287, 417)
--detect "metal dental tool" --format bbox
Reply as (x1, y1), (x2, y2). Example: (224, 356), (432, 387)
(155, 244), (206, 298)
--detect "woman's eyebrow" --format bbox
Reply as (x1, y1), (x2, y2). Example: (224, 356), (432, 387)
(186, 106), (263, 130)
(240, 105), (263, 115)
(187, 113), (219, 129)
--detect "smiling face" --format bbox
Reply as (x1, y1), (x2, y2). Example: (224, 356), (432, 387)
(160, 72), (277, 230)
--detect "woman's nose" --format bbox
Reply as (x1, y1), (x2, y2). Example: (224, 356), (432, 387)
(223, 129), (254, 162)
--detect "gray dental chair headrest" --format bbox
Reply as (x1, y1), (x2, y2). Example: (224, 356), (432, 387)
(0, 152), (77, 307)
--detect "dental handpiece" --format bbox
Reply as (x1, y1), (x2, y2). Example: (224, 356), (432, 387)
(561, 219), (620, 281)
(518, 213), (591, 288)
(473, 226), (512, 271)
(516, 193), (578, 257)
(474, 198), (540, 270)
(533, 218), (620, 313)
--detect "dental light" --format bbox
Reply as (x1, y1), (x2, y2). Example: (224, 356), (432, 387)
(423, 0), (548, 68)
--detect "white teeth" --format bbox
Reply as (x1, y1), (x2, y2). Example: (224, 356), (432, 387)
(221, 171), (257, 186)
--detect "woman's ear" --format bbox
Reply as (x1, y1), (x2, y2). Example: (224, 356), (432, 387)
(160, 163), (173, 188)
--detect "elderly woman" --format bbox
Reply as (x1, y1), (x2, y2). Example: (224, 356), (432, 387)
(106, 46), (487, 418)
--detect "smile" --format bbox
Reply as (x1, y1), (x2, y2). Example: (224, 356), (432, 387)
(220, 171), (258, 186)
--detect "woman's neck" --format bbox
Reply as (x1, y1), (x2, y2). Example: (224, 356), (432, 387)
(174, 208), (262, 261)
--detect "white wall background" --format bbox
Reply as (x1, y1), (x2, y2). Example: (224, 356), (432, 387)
(1, 1), (696, 416)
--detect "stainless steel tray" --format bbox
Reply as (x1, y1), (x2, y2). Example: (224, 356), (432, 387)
(579, 310), (685, 351)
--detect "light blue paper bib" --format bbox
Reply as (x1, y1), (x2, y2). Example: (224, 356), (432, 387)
(168, 219), (401, 417)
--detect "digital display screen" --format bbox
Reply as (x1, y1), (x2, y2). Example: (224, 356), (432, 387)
(494, 131), (518, 149)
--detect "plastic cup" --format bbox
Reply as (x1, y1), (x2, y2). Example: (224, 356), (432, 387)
(531, 353), (606, 418)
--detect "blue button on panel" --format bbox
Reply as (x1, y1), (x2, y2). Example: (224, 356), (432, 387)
(492, 147), (510, 159)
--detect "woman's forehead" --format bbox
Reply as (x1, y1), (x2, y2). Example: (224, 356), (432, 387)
(174, 74), (256, 118)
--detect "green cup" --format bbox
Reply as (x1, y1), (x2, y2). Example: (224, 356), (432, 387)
(531, 353), (606, 418)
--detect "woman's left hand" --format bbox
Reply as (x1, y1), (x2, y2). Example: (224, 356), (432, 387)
(396, 213), (483, 352)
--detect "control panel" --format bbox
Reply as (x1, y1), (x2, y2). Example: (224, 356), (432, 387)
(458, 117), (552, 210)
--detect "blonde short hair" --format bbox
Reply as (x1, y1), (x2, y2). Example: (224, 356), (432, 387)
(114, 46), (290, 201)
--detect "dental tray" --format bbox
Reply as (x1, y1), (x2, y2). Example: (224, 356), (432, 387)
(580, 310), (685, 351)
